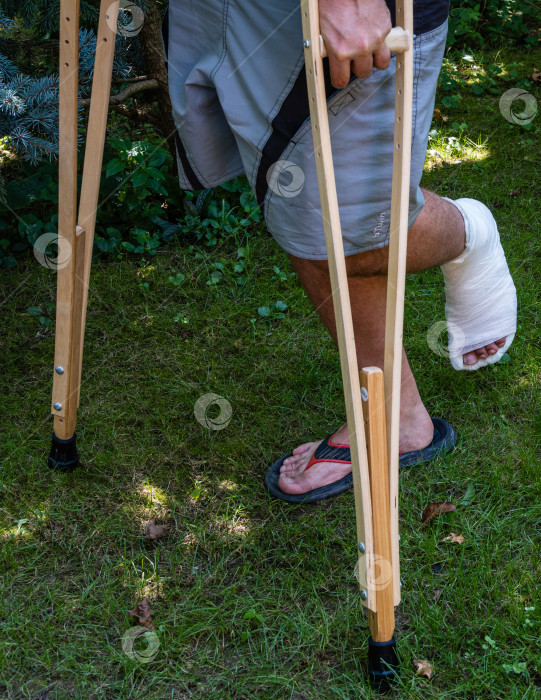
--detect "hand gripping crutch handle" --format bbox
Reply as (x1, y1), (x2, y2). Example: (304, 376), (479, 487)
(318, 26), (410, 57)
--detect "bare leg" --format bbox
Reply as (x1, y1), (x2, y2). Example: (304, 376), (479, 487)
(278, 190), (505, 494)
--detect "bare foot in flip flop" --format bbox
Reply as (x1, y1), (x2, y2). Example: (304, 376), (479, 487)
(277, 328), (508, 496)
(276, 415), (457, 497)
(278, 408), (440, 496)
(278, 426), (349, 496)
(276, 335), (509, 496)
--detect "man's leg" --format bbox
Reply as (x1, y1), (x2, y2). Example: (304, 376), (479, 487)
(278, 190), (505, 495)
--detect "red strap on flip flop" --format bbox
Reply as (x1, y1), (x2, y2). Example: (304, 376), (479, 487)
(304, 431), (352, 471)
(304, 453), (351, 471)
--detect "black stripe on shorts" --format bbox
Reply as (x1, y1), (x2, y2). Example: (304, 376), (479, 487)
(255, 62), (336, 211)
(254, 0), (450, 212)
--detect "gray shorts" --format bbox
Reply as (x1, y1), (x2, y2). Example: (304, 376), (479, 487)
(166, 1), (448, 259)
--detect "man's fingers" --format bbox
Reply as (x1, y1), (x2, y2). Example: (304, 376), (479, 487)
(372, 44), (391, 71)
(318, 0), (392, 89)
(351, 54), (374, 81)
(326, 44), (390, 88)
(329, 56), (353, 89)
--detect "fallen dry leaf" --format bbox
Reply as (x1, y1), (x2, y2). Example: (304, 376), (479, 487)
(129, 597), (155, 630)
(413, 659), (434, 679)
(422, 502), (456, 525)
(144, 519), (170, 542)
(441, 532), (466, 544)
(531, 68), (541, 82)
(432, 108), (449, 122)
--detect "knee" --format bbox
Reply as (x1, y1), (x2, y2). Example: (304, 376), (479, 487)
(345, 247), (389, 277)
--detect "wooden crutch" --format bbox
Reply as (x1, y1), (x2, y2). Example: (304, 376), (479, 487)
(301, 0), (413, 688)
(48, 0), (118, 470)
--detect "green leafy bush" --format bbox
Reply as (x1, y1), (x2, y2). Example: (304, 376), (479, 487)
(0, 137), (263, 266)
(448, 0), (539, 48)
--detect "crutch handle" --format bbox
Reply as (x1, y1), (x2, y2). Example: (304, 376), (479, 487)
(318, 26), (410, 57)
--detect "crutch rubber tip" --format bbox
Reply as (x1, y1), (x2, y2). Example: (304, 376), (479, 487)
(48, 432), (79, 472)
(368, 636), (399, 691)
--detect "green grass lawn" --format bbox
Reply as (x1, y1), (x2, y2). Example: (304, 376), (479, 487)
(0, 49), (540, 699)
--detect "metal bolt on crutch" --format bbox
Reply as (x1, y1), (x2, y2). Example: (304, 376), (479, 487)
(301, 0), (413, 689)
(48, 0), (118, 470)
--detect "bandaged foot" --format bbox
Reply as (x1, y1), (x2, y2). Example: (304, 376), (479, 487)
(441, 198), (517, 371)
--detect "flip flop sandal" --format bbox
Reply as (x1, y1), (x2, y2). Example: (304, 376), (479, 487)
(264, 417), (457, 504)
